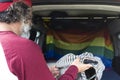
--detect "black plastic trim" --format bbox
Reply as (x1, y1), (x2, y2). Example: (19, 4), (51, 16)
(32, 2), (120, 6)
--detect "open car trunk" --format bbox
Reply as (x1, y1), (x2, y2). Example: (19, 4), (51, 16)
(31, 0), (120, 79)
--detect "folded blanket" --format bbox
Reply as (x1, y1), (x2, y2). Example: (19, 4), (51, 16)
(45, 27), (113, 67)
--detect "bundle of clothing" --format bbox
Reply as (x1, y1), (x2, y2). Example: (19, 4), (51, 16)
(55, 52), (105, 80)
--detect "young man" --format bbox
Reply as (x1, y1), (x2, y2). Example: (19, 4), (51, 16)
(0, 0), (92, 80)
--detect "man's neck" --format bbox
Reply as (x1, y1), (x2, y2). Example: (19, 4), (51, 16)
(0, 23), (12, 31)
(0, 22), (21, 35)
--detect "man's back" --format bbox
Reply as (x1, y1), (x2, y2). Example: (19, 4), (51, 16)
(0, 31), (55, 80)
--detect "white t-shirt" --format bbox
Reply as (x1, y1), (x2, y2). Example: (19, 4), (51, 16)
(0, 43), (18, 80)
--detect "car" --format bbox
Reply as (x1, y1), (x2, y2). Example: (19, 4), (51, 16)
(31, 0), (120, 80)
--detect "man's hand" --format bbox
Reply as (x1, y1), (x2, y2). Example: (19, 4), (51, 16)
(49, 65), (60, 78)
(71, 58), (92, 72)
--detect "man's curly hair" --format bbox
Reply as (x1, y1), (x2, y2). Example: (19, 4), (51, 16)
(0, 1), (31, 24)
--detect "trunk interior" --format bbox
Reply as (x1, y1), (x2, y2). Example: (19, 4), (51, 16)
(31, 8), (120, 79)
